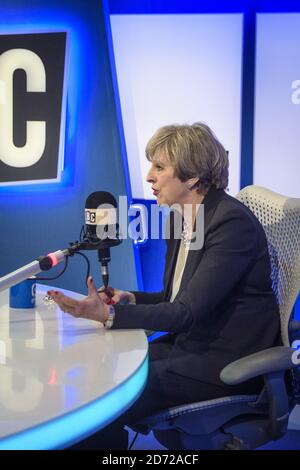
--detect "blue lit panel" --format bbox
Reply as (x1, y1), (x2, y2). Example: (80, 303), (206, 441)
(0, 9), (87, 193)
(110, 13), (243, 198)
(254, 13), (300, 198)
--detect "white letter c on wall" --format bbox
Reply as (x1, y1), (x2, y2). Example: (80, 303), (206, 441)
(0, 48), (46, 168)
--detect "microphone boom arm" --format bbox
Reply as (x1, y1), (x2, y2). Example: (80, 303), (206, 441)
(0, 230), (121, 293)
(0, 242), (83, 293)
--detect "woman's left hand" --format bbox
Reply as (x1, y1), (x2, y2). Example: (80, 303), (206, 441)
(47, 276), (109, 324)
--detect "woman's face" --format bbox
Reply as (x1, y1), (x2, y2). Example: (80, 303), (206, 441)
(146, 152), (190, 207)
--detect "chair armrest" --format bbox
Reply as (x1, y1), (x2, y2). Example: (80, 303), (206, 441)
(220, 346), (295, 385)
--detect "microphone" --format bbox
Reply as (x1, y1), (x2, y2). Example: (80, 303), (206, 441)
(82, 191), (121, 289)
(0, 246), (82, 292)
(0, 192), (121, 293)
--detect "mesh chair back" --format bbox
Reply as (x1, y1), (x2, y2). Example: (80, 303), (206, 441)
(236, 185), (300, 346)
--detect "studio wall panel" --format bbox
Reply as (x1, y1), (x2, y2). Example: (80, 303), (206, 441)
(110, 13), (243, 198)
(254, 13), (300, 197)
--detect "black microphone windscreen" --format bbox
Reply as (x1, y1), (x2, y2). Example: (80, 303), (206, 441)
(85, 191), (117, 209)
(84, 191), (120, 249)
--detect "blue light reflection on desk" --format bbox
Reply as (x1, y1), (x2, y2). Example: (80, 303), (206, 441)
(0, 355), (148, 450)
(64, 366), (87, 410)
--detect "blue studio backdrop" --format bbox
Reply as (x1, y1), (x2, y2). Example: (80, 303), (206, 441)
(0, 0), (138, 295)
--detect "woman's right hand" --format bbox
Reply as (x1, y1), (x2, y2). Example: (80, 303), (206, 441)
(97, 286), (136, 305)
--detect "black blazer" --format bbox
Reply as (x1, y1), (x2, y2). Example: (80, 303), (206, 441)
(113, 186), (281, 388)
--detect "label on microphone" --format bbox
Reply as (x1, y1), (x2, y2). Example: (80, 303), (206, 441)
(85, 207), (116, 226)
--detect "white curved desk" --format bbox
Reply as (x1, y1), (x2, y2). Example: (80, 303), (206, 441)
(0, 285), (148, 450)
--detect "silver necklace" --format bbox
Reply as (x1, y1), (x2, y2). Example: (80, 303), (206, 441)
(181, 221), (191, 248)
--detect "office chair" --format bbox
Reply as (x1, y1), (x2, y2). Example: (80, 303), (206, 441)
(133, 185), (300, 450)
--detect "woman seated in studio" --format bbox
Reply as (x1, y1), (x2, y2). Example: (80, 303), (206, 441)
(48, 122), (280, 448)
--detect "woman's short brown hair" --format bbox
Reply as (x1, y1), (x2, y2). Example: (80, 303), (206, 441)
(145, 122), (229, 192)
